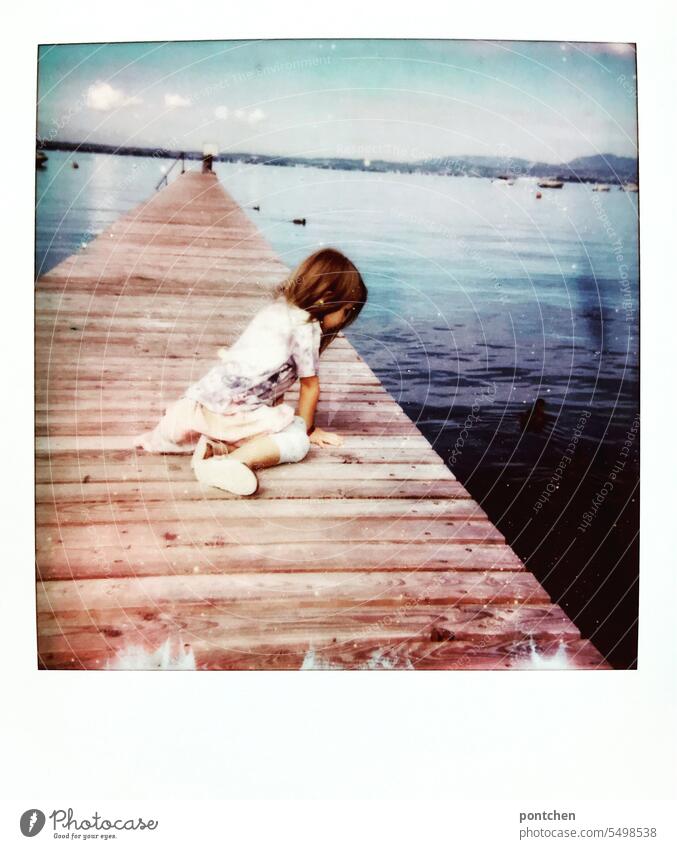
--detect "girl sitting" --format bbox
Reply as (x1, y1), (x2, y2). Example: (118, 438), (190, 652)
(134, 247), (368, 496)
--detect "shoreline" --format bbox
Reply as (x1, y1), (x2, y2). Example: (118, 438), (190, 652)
(36, 139), (639, 186)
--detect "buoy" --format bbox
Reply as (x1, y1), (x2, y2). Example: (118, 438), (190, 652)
(72, 161), (79, 169)
(536, 191), (542, 199)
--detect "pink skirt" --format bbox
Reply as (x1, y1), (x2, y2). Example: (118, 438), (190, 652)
(197, 398), (296, 446)
(138, 396), (296, 453)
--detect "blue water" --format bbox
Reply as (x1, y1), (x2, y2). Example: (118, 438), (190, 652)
(36, 151), (640, 668)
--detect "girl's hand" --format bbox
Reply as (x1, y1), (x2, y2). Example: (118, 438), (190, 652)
(309, 427), (343, 447)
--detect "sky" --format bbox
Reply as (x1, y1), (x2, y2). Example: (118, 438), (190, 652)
(37, 39), (638, 164)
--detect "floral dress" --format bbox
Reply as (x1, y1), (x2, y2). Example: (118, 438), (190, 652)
(181, 298), (322, 441)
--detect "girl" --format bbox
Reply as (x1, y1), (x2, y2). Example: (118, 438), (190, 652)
(134, 247), (368, 496)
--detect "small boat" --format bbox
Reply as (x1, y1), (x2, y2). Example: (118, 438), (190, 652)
(36, 150), (48, 168)
(622, 182), (639, 193)
(292, 217), (307, 226)
(537, 179), (563, 189)
(592, 184), (610, 192)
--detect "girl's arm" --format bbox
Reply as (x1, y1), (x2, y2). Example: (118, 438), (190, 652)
(297, 375), (343, 446)
(297, 375), (319, 432)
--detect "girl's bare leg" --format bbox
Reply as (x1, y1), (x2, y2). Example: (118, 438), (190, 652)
(226, 435), (281, 469)
(134, 398), (199, 453)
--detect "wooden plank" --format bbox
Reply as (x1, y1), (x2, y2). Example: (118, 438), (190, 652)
(35, 461), (454, 484)
(35, 479), (471, 502)
(35, 450), (445, 469)
(37, 571), (549, 612)
(38, 638), (609, 671)
(37, 605), (583, 667)
(35, 390), (396, 405)
(38, 644), (609, 670)
(35, 339), (364, 363)
(34, 408), (415, 428)
(35, 433), (436, 454)
(38, 516), (504, 549)
(36, 540), (523, 581)
(37, 497), (487, 524)
(37, 424), (421, 439)
(37, 604), (580, 644)
(35, 450), (443, 469)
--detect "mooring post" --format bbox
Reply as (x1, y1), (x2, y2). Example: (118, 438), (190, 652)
(202, 142), (218, 174)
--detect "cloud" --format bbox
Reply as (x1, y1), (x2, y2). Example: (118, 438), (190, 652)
(214, 105), (229, 120)
(164, 93), (192, 108)
(576, 42), (636, 57)
(247, 107), (265, 124)
(232, 107), (266, 124)
(86, 81), (142, 112)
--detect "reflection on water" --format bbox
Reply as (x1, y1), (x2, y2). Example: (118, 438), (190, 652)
(36, 152), (640, 668)
(36, 150), (176, 275)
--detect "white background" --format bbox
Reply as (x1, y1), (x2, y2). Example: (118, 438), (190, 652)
(1, 0), (675, 839)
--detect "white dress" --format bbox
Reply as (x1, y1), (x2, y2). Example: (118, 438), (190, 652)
(178, 298), (322, 441)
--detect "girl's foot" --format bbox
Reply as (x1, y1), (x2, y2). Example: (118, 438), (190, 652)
(190, 434), (229, 467)
(191, 434), (209, 468)
(192, 456), (259, 496)
(204, 438), (229, 459)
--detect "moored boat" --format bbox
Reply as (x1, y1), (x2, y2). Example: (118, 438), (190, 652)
(537, 178), (563, 188)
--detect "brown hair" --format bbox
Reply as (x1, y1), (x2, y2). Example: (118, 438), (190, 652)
(274, 248), (368, 353)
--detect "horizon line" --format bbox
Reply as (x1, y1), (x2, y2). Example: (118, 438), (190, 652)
(36, 138), (638, 168)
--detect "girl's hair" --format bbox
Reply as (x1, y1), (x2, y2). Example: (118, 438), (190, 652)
(274, 248), (367, 353)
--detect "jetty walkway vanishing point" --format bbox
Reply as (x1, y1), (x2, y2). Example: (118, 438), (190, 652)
(35, 170), (610, 670)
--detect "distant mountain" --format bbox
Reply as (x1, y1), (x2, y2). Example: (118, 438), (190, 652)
(560, 154), (638, 183)
(418, 153), (638, 183)
(37, 140), (638, 185)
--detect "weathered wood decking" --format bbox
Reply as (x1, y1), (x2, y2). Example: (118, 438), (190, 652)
(36, 171), (610, 670)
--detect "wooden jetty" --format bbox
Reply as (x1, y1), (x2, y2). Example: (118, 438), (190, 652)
(35, 171), (610, 670)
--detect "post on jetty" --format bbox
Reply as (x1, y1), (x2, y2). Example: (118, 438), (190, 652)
(35, 169), (611, 670)
(201, 142), (218, 173)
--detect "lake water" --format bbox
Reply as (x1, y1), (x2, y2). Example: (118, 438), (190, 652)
(36, 151), (640, 668)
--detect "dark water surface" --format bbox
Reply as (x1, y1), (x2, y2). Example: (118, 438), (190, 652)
(37, 152), (640, 668)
